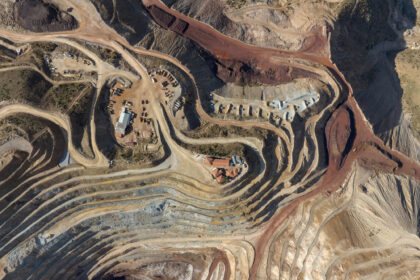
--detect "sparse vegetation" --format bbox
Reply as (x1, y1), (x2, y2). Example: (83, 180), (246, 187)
(335, 0), (397, 51)
(31, 42), (58, 54)
(397, 49), (420, 70)
(396, 49), (420, 139)
(226, 0), (247, 9)
(44, 83), (91, 111)
(69, 86), (95, 150)
(187, 142), (245, 158)
(0, 70), (52, 104)
(0, 116), (46, 139)
(114, 143), (165, 166)
(186, 123), (268, 140)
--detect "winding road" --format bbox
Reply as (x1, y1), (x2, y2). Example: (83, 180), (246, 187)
(0, 0), (419, 279)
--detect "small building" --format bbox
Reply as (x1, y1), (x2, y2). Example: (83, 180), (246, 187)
(269, 99), (286, 111)
(114, 81), (125, 90)
(283, 110), (295, 122)
(173, 100), (182, 111)
(115, 109), (131, 137)
(295, 101), (307, 113)
(204, 157), (214, 166)
(211, 168), (225, 184)
(141, 130), (153, 138)
(216, 175), (225, 184)
(231, 155), (243, 165)
(226, 168), (239, 178)
(211, 168), (223, 179)
(205, 157), (231, 167)
(213, 158), (231, 167)
(305, 98), (315, 107)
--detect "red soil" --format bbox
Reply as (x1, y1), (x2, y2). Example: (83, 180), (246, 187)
(325, 105), (353, 170)
(206, 250), (232, 280)
(299, 25), (329, 57)
(143, 0), (328, 85)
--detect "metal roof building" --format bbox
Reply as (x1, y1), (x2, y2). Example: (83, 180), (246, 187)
(115, 109), (131, 136)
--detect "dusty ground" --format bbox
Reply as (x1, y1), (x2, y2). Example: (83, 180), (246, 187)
(0, 0), (419, 279)
(396, 49), (420, 139)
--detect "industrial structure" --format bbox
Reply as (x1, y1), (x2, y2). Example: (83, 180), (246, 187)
(115, 108), (131, 138)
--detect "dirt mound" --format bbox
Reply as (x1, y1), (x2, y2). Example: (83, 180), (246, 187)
(14, 0), (78, 32)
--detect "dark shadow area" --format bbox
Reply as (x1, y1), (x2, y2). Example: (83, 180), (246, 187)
(14, 0), (78, 32)
(93, 0), (227, 129)
(340, 107), (356, 167)
(95, 85), (118, 159)
(0, 116), (66, 192)
(69, 87), (95, 156)
(89, 0), (153, 45)
(330, 0), (417, 135)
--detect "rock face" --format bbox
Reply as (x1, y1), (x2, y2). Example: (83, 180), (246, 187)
(330, 0), (420, 160)
(14, 0), (78, 32)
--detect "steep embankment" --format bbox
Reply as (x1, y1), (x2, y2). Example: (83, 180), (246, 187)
(331, 0), (420, 160)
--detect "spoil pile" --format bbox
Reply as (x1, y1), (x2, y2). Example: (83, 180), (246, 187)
(14, 0), (78, 32)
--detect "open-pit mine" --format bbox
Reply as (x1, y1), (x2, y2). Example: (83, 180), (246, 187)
(0, 0), (419, 279)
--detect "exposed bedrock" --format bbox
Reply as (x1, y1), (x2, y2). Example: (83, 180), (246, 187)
(14, 0), (78, 32)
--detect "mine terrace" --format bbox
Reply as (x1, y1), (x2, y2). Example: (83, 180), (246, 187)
(0, 0), (419, 279)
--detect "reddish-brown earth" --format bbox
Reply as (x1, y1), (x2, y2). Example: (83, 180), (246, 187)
(206, 250), (232, 280)
(249, 98), (420, 279)
(299, 25), (330, 57)
(141, 1), (420, 279)
(143, 1), (324, 85)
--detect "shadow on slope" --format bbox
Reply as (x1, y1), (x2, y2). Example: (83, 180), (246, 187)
(330, 0), (417, 135)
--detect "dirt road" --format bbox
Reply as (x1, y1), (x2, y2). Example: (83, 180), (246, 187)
(137, 1), (420, 278)
(1, 0), (420, 279)
(0, 104), (108, 167)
